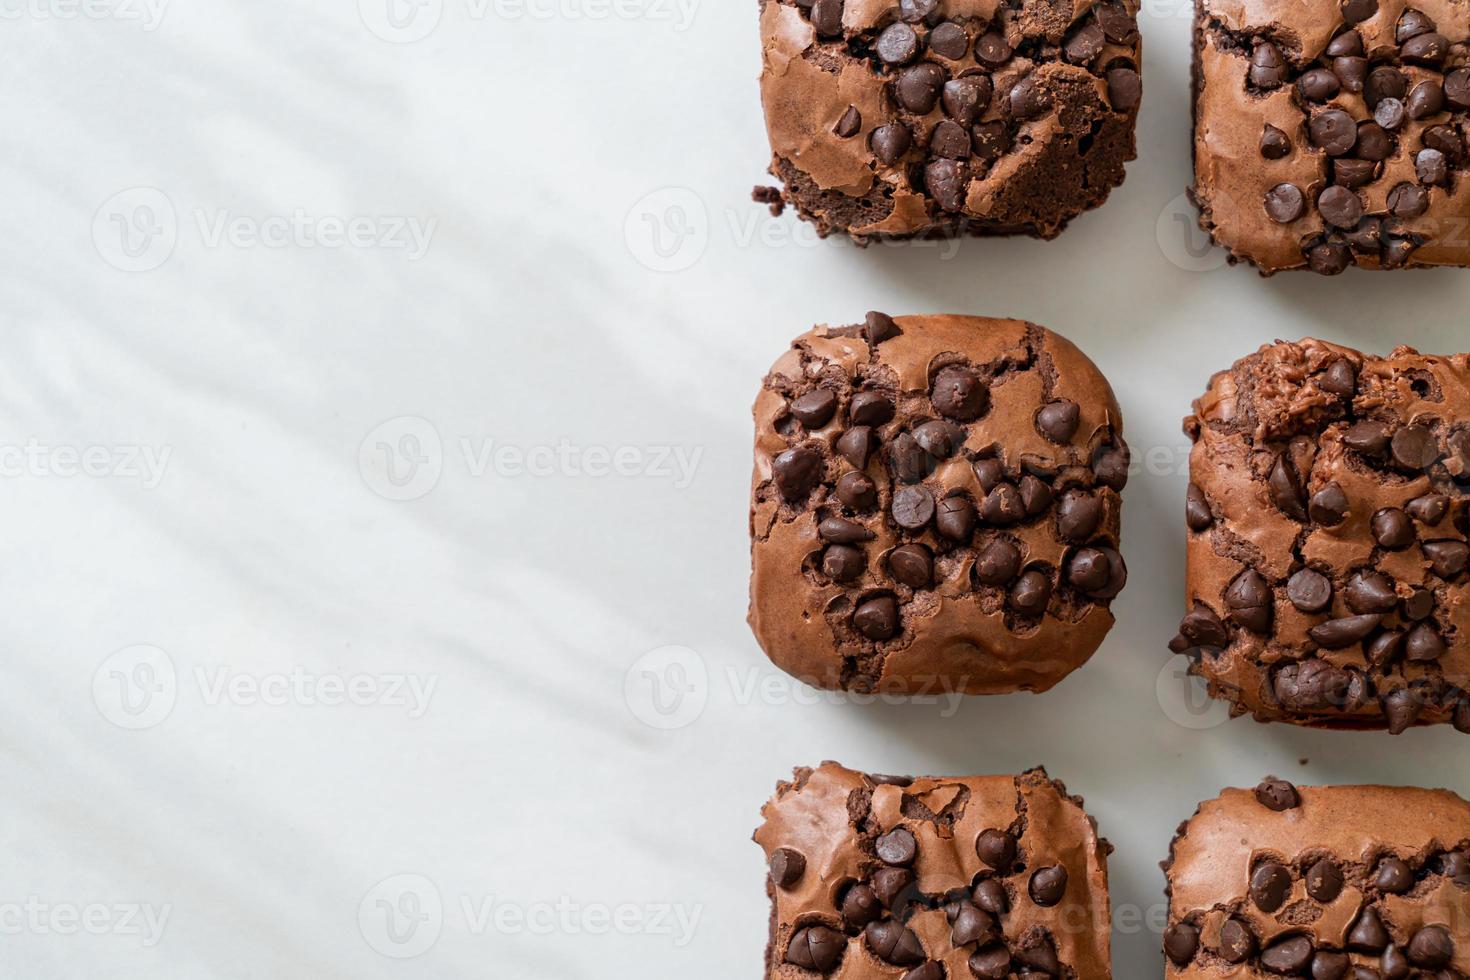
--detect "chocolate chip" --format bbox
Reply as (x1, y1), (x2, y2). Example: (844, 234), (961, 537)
(970, 121), (1011, 160)
(1288, 569), (1333, 612)
(1013, 938), (1060, 976)
(1405, 623), (1446, 661)
(820, 515), (875, 543)
(840, 882), (882, 928)
(942, 77), (991, 126)
(872, 866), (915, 909)
(1307, 240), (1351, 275)
(1310, 613), (1383, 648)
(892, 485), (934, 531)
(1416, 147), (1447, 185)
(1097, 2), (1136, 40)
(872, 123), (913, 165)
(1019, 474), (1052, 516)
(1403, 588), (1435, 620)
(1225, 569), (1274, 632)
(1424, 124), (1463, 160)
(834, 105), (862, 138)
(1372, 508), (1414, 549)
(823, 544), (866, 582)
(1269, 453), (1308, 520)
(1094, 442), (1130, 490)
(968, 946), (1012, 979)
(1058, 491), (1103, 542)
(1261, 936), (1315, 974)
(1011, 569), (1052, 613)
(1250, 41), (1286, 89)
(1261, 124), (1292, 159)
(1349, 907), (1391, 953)
(936, 494), (976, 541)
(889, 544), (932, 588)
(1388, 181), (1428, 217)
(1306, 859), (1344, 902)
(1266, 183), (1305, 222)
(1407, 79), (1445, 119)
(1030, 400), (1080, 444)
(931, 365), (987, 421)
(1320, 358), (1357, 396)
(1398, 8), (1435, 40)
(1252, 862), (1293, 912)
(974, 31), (1011, 67)
(900, 963), (942, 980)
(1367, 630), (1404, 668)
(876, 21), (920, 65)
(1374, 97), (1407, 130)
(911, 419), (959, 460)
(1345, 570), (1398, 614)
(1165, 923), (1200, 966)
(1274, 659), (1366, 713)
(792, 389), (838, 428)
(1255, 778), (1300, 811)
(972, 878), (1008, 914)
(1425, 540), (1469, 577)
(1028, 866), (1068, 907)
(1221, 919), (1258, 963)
(1064, 20), (1104, 62)
(1355, 122), (1392, 161)
(1402, 31), (1449, 64)
(890, 432), (932, 483)
(975, 829), (1016, 870)
(865, 919), (926, 966)
(980, 483), (1025, 525)
(1367, 66), (1408, 106)
(854, 596), (899, 640)
(897, 0), (938, 22)
(787, 925), (846, 971)
(849, 391), (895, 426)
(1408, 925), (1454, 969)
(925, 158), (969, 211)
(1318, 186), (1364, 229)
(1443, 850), (1470, 883)
(1180, 603), (1229, 649)
(1299, 68), (1341, 102)
(1107, 67), (1143, 111)
(1385, 686), (1425, 734)
(1186, 483), (1213, 530)
(1392, 424), (1438, 470)
(1327, 29), (1364, 56)
(931, 120), (972, 160)
(897, 63), (946, 115)
(1009, 74), (1050, 120)
(837, 426), (874, 469)
(770, 847), (807, 887)
(774, 444), (824, 500)
(1333, 158), (1377, 189)
(930, 21), (970, 60)
(1442, 67), (1470, 111)
(876, 826), (918, 865)
(950, 903), (999, 947)
(1308, 483), (1349, 525)
(809, 0), (844, 37)
(1334, 56), (1368, 92)
(1066, 548), (1108, 593)
(1374, 856), (1413, 893)
(1341, 0), (1376, 23)
(973, 458), (1004, 491)
(1343, 419), (1390, 455)
(974, 539), (1021, 586)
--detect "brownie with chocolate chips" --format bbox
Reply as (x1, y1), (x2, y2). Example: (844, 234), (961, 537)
(1171, 339), (1470, 734)
(754, 762), (1112, 979)
(756, 0), (1143, 242)
(1193, 0), (1470, 273)
(749, 313), (1129, 696)
(1164, 778), (1470, 979)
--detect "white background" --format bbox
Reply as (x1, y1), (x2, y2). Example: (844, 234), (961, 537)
(4, 0), (1469, 977)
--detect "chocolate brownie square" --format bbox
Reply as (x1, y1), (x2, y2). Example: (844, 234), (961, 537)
(757, 0), (1143, 242)
(1192, 0), (1470, 273)
(1164, 778), (1470, 978)
(749, 313), (1129, 696)
(1171, 338), (1470, 733)
(754, 762), (1112, 979)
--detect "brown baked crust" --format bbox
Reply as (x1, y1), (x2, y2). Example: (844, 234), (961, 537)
(753, 761), (1113, 979)
(1171, 338), (1470, 732)
(757, 0), (1143, 242)
(1163, 780), (1470, 977)
(749, 314), (1128, 696)
(1191, 0), (1470, 274)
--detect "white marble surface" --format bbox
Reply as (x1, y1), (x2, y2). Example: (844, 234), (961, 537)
(4, 1), (1470, 977)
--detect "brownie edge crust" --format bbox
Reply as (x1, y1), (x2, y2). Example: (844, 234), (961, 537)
(754, 762), (1113, 979)
(1163, 778), (1470, 978)
(757, 0), (1143, 242)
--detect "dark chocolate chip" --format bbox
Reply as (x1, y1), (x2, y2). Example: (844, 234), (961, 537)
(973, 458), (1004, 491)
(850, 391), (895, 426)
(897, 0), (938, 22)
(1345, 570), (1398, 614)
(950, 903), (999, 947)
(1425, 540), (1469, 577)
(791, 388), (838, 428)
(1029, 866), (1068, 906)
(1318, 186), (1364, 229)
(1261, 124), (1293, 159)
(1407, 79), (1445, 120)
(1371, 507), (1414, 549)
(1064, 20), (1105, 62)
(865, 919), (926, 966)
(911, 419), (959, 460)
(1307, 240), (1352, 275)
(1266, 183), (1306, 223)
(820, 515), (875, 544)
(1221, 919), (1259, 963)
(876, 21), (920, 65)
(942, 77), (992, 127)
(1391, 424), (1437, 470)
(1334, 158), (1377, 189)
(1261, 936), (1315, 974)
(1165, 923), (1200, 966)
(1367, 66), (1408, 106)
(1019, 474), (1052, 516)
(1348, 907), (1391, 953)
(876, 826), (918, 866)
(931, 119), (972, 160)
(823, 544), (866, 582)
(974, 31), (1011, 67)
(1010, 569), (1052, 614)
(925, 158), (969, 212)
(1313, 951), (1349, 980)
(1107, 67), (1142, 111)
(900, 963), (943, 980)
(770, 847), (807, 888)
(974, 539), (1021, 586)
(854, 596), (899, 640)
(1299, 68), (1341, 102)
(837, 426), (874, 469)
(1094, 442), (1130, 490)
(1334, 56), (1368, 92)
(1180, 603), (1229, 649)
(889, 544), (933, 588)
(1252, 862), (1293, 912)
(968, 946), (1012, 979)
(1250, 42), (1286, 89)
(774, 444), (824, 501)
(1058, 490), (1104, 542)
(895, 63), (946, 114)
(1008, 74), (1050, 120)
(840, 882), (882, 928)
(1036, 400), (1080, 443)
(872, 123), (913, 165)
(975, 829), (1017, 870)
(931, 365), (988, 421)
(787, 925), (846, 971)
(809, 0), (844, 36)
(972, 878), (1008, 914)
(1269, 454), (1308, 520)
(936, 494), (976, 541)
(1310, 613), (1383, 648)
(930, 21), (970, 60)
(1405, 622), (1447, 661)
(1355, 122), (1392, 161)
(1255, 778), (1300, 811)
(1408, 925), (1454, 968)
(1417, 147), (1447, 184)
(1341, 0), (1376, 23)
(1309, 483), (1349, 525)
(1343, 419), (1390, 455)
(1402, 31), (1449, 64)
(980, 483), (1025, 525)
(1446, 67), (1470, 108)
(1306, 859), (1344, 902)
(835, 105), (862, 138)
(1366, 629), (1404, 668)
(889, 432), (932, 483)
(1186, 483), (1214, 530)
(1226, 569), (1274, 633)
(1384, 686), (1424, 734)
(892, 485), (934, 530)
(1374, 856), (1414, 893)
(1097, 2), (1136, 40)
(1320, 359), (1357, 396)
(1375, 97), (1407, 130)
(1388, 181), (1429, 218)
(1403, 587), (1435, 620)
(1288, 569), (1334, 613)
